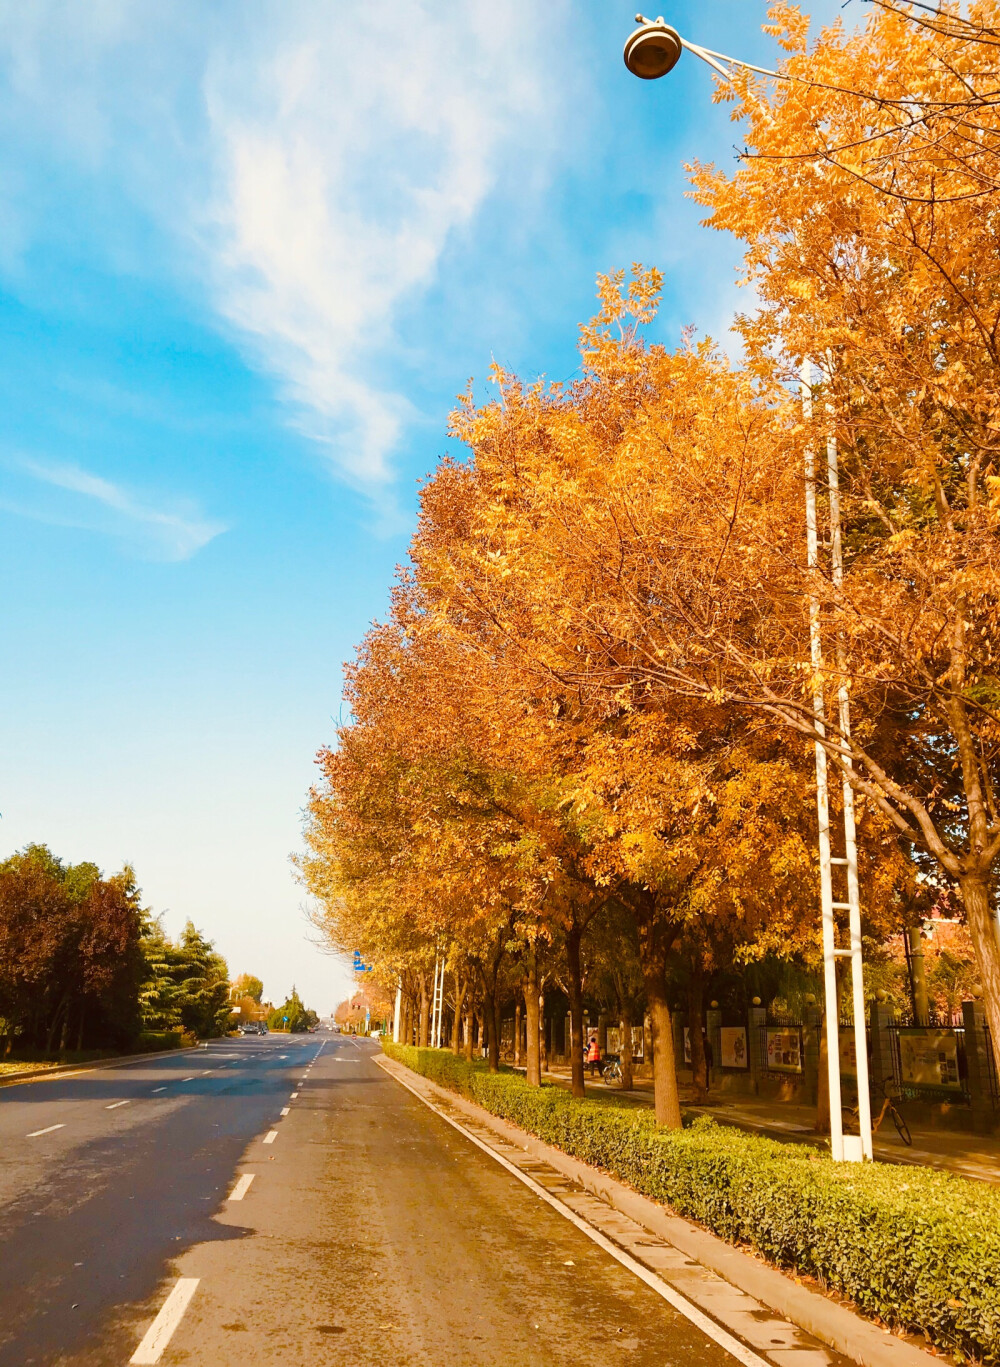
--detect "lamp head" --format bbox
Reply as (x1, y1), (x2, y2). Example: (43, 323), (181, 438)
(624, 16), (683, 80)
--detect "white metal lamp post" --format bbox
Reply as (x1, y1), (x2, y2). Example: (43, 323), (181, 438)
(623, 16), (872, 1161)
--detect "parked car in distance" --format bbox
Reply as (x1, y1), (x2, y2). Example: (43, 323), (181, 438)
(239, 1022), (264, 1035)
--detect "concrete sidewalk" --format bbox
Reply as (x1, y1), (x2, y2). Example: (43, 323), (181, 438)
(540, 1063), (1000, 1185)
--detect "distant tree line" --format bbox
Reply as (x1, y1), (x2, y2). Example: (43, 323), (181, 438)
(267, 987), (318, 1033)
(0, 844), (231, 1057)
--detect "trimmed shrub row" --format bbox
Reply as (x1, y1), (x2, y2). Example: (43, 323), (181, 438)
(135, 1030), (185, 1052)
(382, 1040), (1000, 1362)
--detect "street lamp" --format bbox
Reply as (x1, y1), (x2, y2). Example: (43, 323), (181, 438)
(624, 15), (782, 83)
(623, 15), (873, 1164)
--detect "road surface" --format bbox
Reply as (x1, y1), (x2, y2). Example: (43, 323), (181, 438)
(0, 1033), (820, 1366)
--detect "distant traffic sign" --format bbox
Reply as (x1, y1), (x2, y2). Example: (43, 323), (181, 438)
(353, 950), (373, 972)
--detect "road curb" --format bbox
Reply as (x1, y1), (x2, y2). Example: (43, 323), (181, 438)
(0, 1044), (205, 1088)
(375, 1055), (941, 1367)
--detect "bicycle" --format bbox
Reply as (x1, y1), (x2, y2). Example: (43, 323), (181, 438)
(602, 1054), (623, 1085)
(845, 1076), (912, 1146)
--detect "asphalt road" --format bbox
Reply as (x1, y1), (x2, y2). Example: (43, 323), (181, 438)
(0, 1033), (754, 1367)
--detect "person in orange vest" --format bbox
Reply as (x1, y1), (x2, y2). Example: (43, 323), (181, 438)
(587, 1032), (602, 1077)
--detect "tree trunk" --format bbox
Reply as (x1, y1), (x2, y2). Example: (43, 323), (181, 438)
(514, 1000), (522, 1067)
(464, 1008), (473, 1061)
(46, 995), (69, 1056)
(815, 1007), (831, 1135)
(539, 990), (548, 1072)
(687, 967), (708, 1103)
(451, 973), (466, 1054)
(907, 926), (929, 1024)
(566, 924), (586, 1099)
(524, 949), (541, 1087)
(633, 894), (682, 1127)
(484, 990), (501, 1073)
(418, 972), (430, 1048)
(647, 987), (682, 1128)
(76, 1001), (85, 1053)
(815, 959), (846, 1134)
(962, 873), (1000, 1057)
(620, 1005), (634, 1091)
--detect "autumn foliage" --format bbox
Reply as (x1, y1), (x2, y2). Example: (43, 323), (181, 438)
(303, 3), (1000, 1125)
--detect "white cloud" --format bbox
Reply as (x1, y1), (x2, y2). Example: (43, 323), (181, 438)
(0, 1), (571, 489)
(200, 1), (567, 487)
(6, 457), (226, 560)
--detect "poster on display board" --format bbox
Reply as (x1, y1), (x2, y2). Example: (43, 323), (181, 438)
(720, 1026), (748, 1069)
(899, 1028), (962, 1091)
(765, 1027), (802, 1073)
(606, 1026), (644, 1060)
(839, 1029), (858, 1080)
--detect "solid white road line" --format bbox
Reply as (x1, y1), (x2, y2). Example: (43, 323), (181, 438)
(280, 1107), (289, 1116)
(383, 1065), (770, 1367)
(229, 1173), (255, 1201)
(263, 1130), (278, 1144)
(27, 1124), (65, 1138)
(106, 1099), (131, 1110)
(129, 1277), (200, 1365)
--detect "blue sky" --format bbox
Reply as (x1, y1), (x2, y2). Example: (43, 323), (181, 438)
(0, 1), (848, 1013)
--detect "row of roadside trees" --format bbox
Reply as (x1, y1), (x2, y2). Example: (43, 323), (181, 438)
(0, 843), (234, 1056)
(301, 3), (1000, 1126)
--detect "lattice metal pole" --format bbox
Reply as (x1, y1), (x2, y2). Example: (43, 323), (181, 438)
(802, 365), (846, 1162)
(826, 423), (873, 1159)
(431, 952), (445, 1049)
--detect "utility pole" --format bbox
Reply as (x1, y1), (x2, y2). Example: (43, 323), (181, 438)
(622, 15), (875, 1161)
(803, 365), (872, 1162)
(430, 952), (446, 1049)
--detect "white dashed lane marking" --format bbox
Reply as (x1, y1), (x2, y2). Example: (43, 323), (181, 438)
(129, 1277), (200, 1365)
(280, 1107), (289, 1116)
(27, 1124), (65, 1138)
(263, 1130), (278, 1145)
(106, 1099), (130, 1110)
(229, 1174), (255, 1201)
(151, 1087), (166, 1093)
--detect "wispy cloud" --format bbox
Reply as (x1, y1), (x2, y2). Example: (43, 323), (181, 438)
(200, 2), (567, 488)
(4, 457), (226, 560)
(0, 2), (571, 491)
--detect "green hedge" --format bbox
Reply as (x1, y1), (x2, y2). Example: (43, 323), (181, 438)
(382, 1040), (1000, 1361)
(134, 1030), (184, 1053)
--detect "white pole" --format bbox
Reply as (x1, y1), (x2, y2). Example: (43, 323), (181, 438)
(431, 954), (443, 1048)
(393, 981), (402, 1044)
(802, 364), (846, 1162)
(826, 426), (873, 1160)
